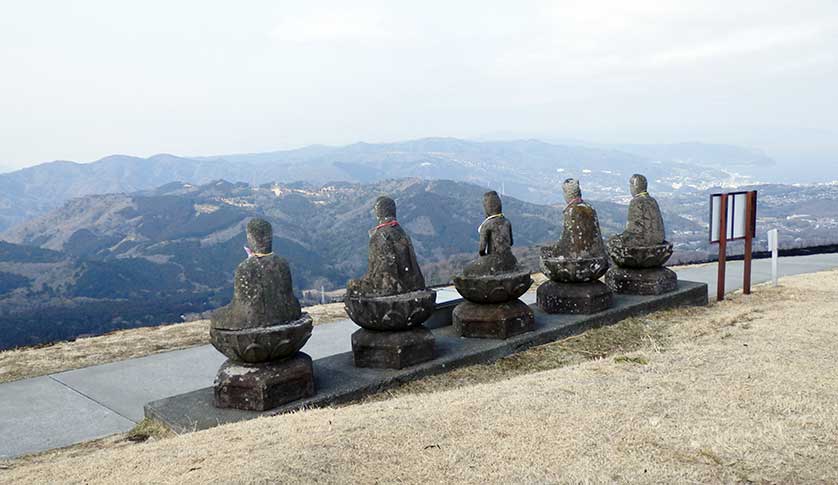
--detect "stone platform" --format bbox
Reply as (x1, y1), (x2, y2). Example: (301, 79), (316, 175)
(351, 327), (435, 369)
(605, 266), (678, 295)
(536, 280), (613, 314)
(145, 280), (707, 433)
(213, 353), (315, 411)
(453, 300), (535, 339)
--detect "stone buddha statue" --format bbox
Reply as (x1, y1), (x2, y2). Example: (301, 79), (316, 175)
(463, 191), (518, 276)
(345, 196), (436, 369)
(347, 196), (426, 298)
(605, 174), (676, 295)
(541, 178), (609, 281)
(212, 218), (302, 330)
(210, 218), (314, 411)
(452, 191), (534, 339)
(611, 174), (666, 247)
(537, 179), (613, 314)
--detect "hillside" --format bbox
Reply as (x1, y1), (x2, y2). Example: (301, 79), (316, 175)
(2, 174), (838, 351)
(2, 271), (836, 484)
(2, 178), (704, 350)
(0, 138), (764, 231)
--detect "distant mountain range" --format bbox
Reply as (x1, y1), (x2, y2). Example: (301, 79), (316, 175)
(0, 138), (774, 232)
(2, 137), (834, 351)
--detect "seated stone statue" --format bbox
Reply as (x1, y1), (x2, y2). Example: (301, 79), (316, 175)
(212, 218), (302, 330)
(463, 191), (518, 276)
(540, 178), (609, 282)
(210, 218), (314, 411)
(610, 174), (665, 247)
(606, 174), (673, 269)
(347, 196), (426, 298)
(604, 175), (677, 295)
(537, 179), (613, 314)
(345, 196), (436, 369)
(452, 191), (534, 339)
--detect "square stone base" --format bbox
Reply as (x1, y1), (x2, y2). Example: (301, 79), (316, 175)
(453, 299), (535, 339)
(536, 280), (614, 314)
(213, 352), (315, 411)
(351, 327), (435, 369)
(605, 266), (678, 295)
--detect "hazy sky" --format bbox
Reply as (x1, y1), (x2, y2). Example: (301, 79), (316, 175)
(1, 0), (836, 170)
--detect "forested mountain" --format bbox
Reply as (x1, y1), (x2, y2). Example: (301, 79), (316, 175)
(0, 177), (704, 350)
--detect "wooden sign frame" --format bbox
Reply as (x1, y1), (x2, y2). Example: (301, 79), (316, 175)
(710, 190), (757, 301)
(709, 191), (758, 243)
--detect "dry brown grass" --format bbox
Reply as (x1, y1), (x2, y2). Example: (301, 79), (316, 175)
(0, 303), (348, 384)
(2, 270), (837, 484)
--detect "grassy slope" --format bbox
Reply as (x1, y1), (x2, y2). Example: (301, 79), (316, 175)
(2, 269), (837, 483)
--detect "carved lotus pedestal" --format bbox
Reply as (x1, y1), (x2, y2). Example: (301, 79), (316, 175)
(537, 249), (614, 314)
(605, 238), (677, 295)
(210, 313), (315, 411)
(345, 290), (437, 369)
(452, 270), (535, 339)
(540, 246), (610, 282)
(607, 238), (674, 269)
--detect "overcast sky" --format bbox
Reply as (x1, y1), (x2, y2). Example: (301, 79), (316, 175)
(1, 0), (836, 170)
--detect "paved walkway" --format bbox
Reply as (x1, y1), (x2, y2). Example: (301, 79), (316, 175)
(1, 255), (837, 459)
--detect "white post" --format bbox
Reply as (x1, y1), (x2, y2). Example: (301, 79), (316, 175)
(768, 229), (779, 286)
(321, 285), (325, 305)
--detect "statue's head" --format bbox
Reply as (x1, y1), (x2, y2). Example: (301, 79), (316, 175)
(630, 174), (648, 196)
(562, 178), (582, 203)
(246, 218), (273, 254)
(373, 196), (397, 223)
(483, 191), (502, 217)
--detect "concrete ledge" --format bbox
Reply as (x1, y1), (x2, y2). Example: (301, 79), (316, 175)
(145, 280), (707, 433)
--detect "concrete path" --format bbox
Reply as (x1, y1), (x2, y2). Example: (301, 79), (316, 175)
(1, 255), (836, 458)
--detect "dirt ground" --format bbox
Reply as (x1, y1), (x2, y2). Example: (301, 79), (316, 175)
(2, 269), (836, 484)
(0, 302), (348, 384)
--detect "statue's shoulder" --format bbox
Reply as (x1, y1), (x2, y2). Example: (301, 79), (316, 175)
(568, 202), (596, 217)
(496, 217), (513, 230)
(483, 217), (507, 230)
(262, 254), (291, 270)
(633, 195), (660, 210)
(237, 254), (288, 273)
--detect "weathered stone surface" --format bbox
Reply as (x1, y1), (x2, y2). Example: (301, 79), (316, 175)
(607, 238), (674, 269)
(452, 270), (532, 304)
(536, 280), (614, 314)
(346, 196), (426, 298)
(462, 191), (519, 276)
(623, 174), (666, 246)
(351, 327), (435, 369)
(213, 353), (315, 411)
(540, 251), (610, 282)
(451, 193), (534, 339)
(605, 266), (678, 295)
(210, 314), (313, 364)
(345, 289), (436, 331)
(539, 179), (610, 283)
(453, 299), (535, 339)
(454, 191), (532, 306)
(210, 219), (315, 411)
(607, 174), (674, 269)
(211, 219), (303, 332)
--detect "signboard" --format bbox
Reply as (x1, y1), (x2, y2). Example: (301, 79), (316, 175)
(709, 190), (758, 301)
(709, 191), (758, 243)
